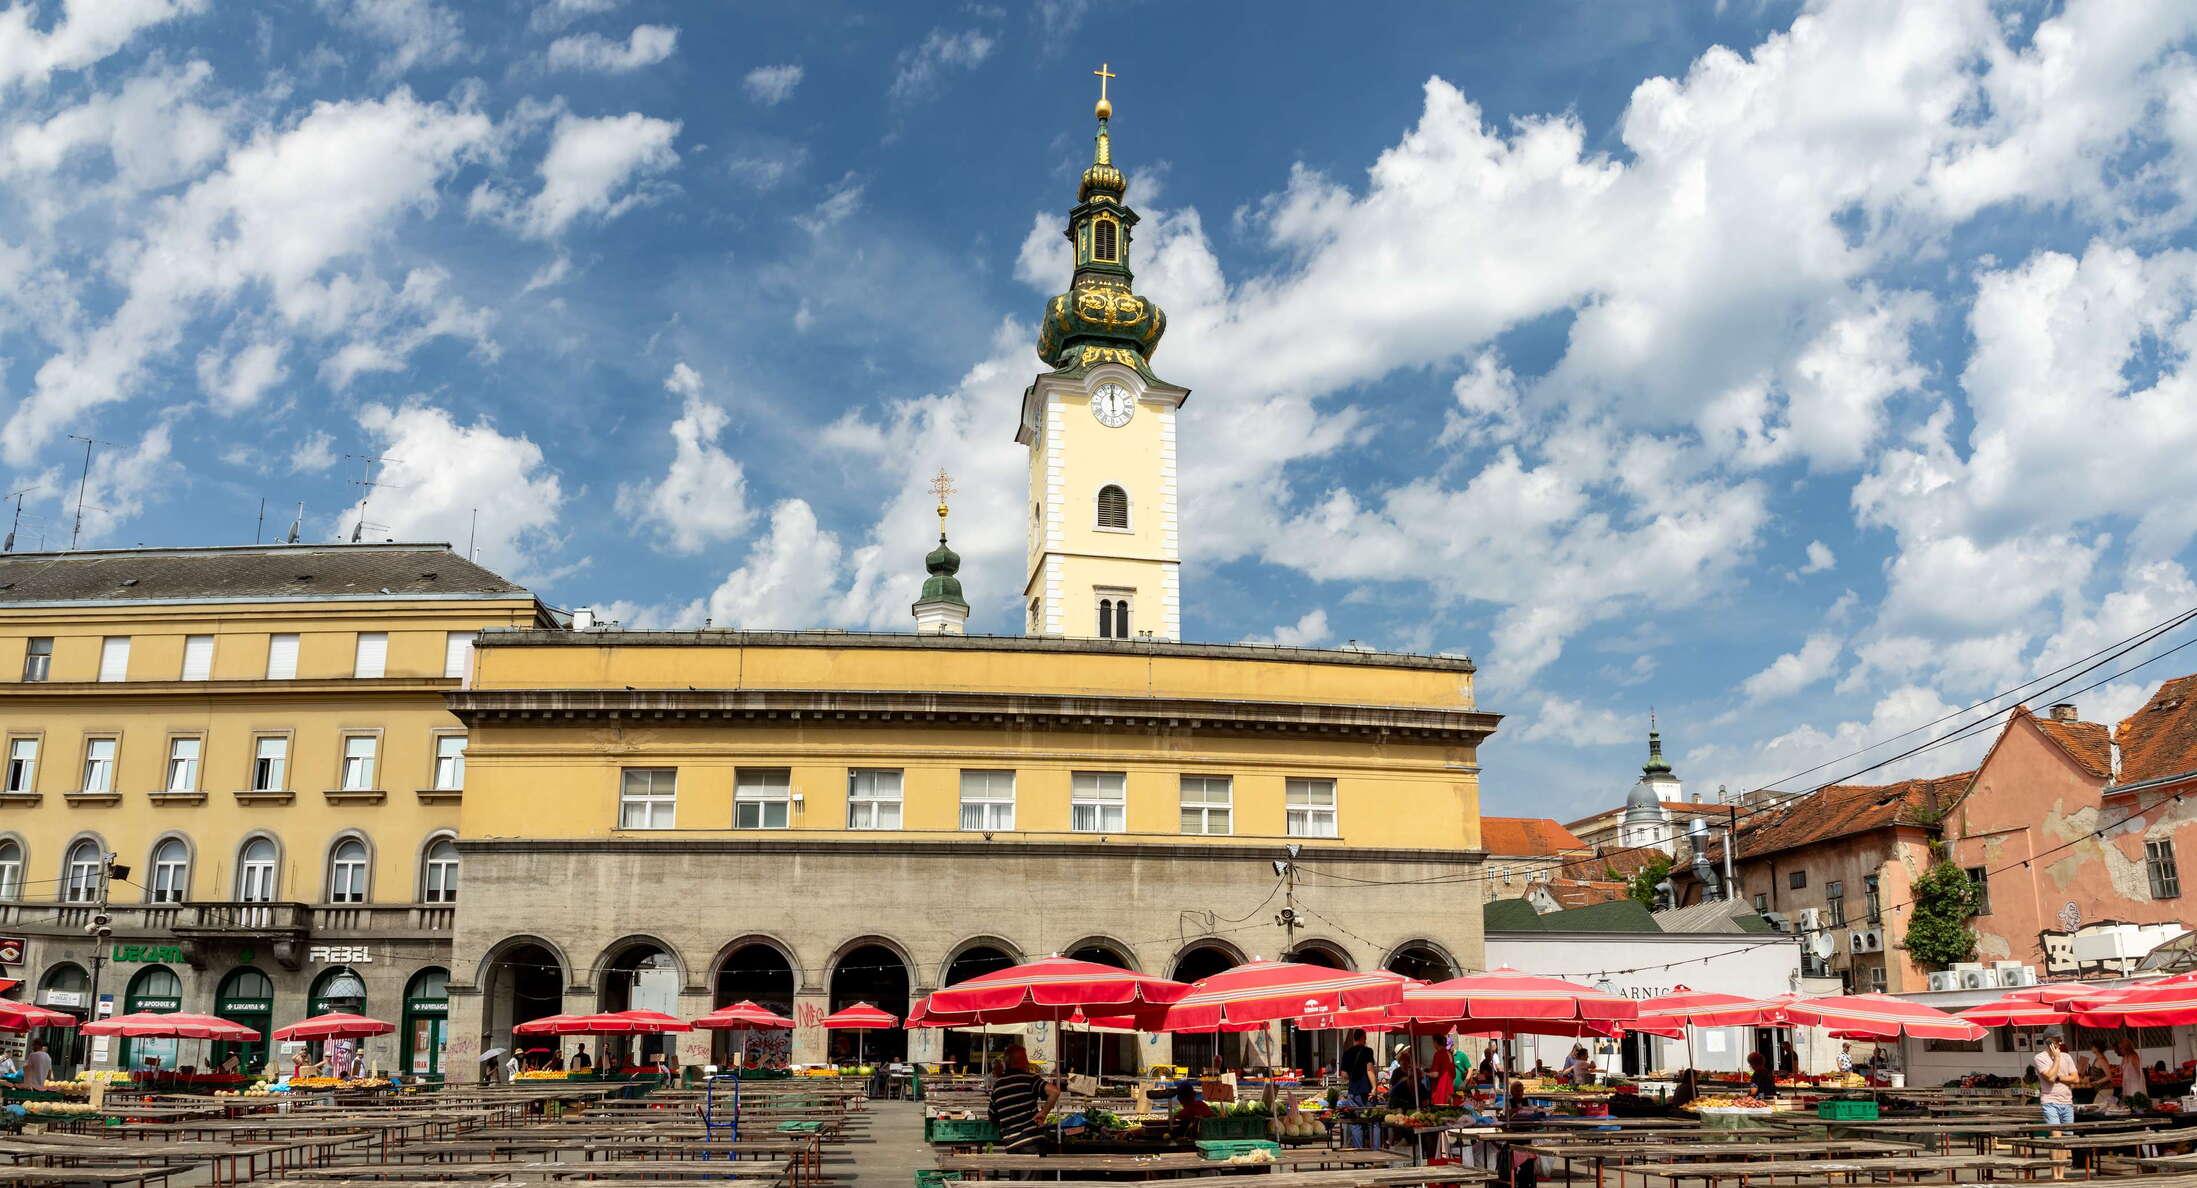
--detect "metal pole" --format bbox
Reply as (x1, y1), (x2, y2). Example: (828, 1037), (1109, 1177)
(85, 852), (114, 1070)
(68, 437), (94, 549)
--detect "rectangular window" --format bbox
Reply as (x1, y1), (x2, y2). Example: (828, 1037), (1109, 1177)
(2147, 840), (2181, 900)
(64, 850), (103, 903)
(1070, 771), (1126, 833)
(21, 637), (51, 682)
(734, 768), (791, 829)
(5, 738), (35, 793)
(847, 769), (904, 830)
(165, 737), (201, 793)
(329, 851), (366, 903)
(181, 635), (213, 681)
(353, 632), (387, 679)
(150, 851), (187, 903)
(1867, 965), (1887, 994)
(266, 633), (299, 680)
(1179, 775), (1233, 835)
(1752, 892), (1768, 913)
(443, 631), (477, 680)
(424, 849), (458, 903)
(959, 770), (1015, 831)
(81, 737), (116, 793)
(340, 735), (378, 790)
(1864, 875), (1882, 924)
(1788, 870), (1808, 890)
(620, 767), (678, 829)
(433, 735), (466, 790)
(1286, 778), (1339, 838)
(1825, 883), (1846, 927)
(1964, 865), (1993, 915)
(97, 636), (130, 682)
(251, 736), (288, 791)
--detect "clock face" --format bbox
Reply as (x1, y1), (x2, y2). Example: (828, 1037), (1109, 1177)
(1091, 382), (1134, 427)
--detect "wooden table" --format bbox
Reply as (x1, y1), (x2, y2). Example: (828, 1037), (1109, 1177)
(1520, 1138), (1921, 1188)
(1623, 1153), (2056, 1188)
(938, 1172), (1491, 1188)
(937, 1148), (1409, 1179)
(2004, 1123), (2197, 1156)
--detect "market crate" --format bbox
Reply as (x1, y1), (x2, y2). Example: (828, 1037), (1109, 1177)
(1200, 1135), (1280, 1158)
(1817, 1099), (1879, 1120)
(914, 1174), (963, 1188)
(923, 1117), (998, 1144)
(1197, 1114), (1272, 1140)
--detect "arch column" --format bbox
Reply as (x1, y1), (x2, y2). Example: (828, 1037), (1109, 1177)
(675, 986), (713, 1069)
(790, 987), (829, 1065)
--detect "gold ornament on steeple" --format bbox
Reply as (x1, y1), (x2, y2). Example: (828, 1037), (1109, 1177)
(1093, 62), (1115, 120)
(929, 468), (956, 537)
(1079, 62), (1125, 203)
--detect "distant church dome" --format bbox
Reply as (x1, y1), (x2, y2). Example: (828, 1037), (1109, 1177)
(1620, 720), (1683, 853)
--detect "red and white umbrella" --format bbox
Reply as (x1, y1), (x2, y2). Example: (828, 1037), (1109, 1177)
(1775, 993), (1984, 1041)
(1087, 962), (1408, 1032)
(82, 1011), (259, 1040)
(602, 1009), (691, 1033)
(919, 956), (1189, 1025)
(692, 1000), (796, 1030)
(1387, 967), (1639, 1032)
(1957, 997), (2070, 1028)
(274, 1012), (396, 1041)
(2070, 975), (2197, 1028)
(821, 1003), (897, 1068)
(0, 1003), (80, 1032)
(2007, 984), (2105, 1004)
(1685, 993), (1806, 1028)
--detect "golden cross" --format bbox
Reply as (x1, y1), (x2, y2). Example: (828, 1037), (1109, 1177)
(1093, 62), (1115, 104)
(929, 468), (956, 504)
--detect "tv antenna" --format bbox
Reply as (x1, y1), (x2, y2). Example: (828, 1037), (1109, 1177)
(343, 452), (403, 542)
(3, 486), (43, 553)
(66, 434), (116, 549)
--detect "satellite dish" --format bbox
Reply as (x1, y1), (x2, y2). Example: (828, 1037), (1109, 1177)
(1809, 932), (1837, 959)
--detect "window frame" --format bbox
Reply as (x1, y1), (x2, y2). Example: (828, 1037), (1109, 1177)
(1095, 591), (1133, 640)
(1095, 484), (1132, 532)
(21, 637), (51, 682)
(1789, 870), (1808, 890)
(338, 732), (381, 792)
(4, 734), (38, 795)
(845, 768), (904, 831)
(1070, 771), (1127, 833)
(79, 735), (119, 795)
(1825, 880), (1847, 927)
(619, 767), (678, 830)
(1179, 775), (1234, 836)
(958, 770), (1016, 831)
(62, 837), (104, 903)
(420, 834), (459, 903)
(249, 733), (291, 793)
(97, 636), (130, 682)
(1864, 874), (1882, 924)
(1964, 865), (1994, 915)
(163, 734), (204, 794)
(180, 634), (214, 681)
(353, 632), (388, 679)
(146, 836), (190, 904)
(325, 835), (370, 904)
(431, 732), (466, 791)
(265, 633), (299, 680)
(1092, 214), (1119, 262)
(0, 837), (22, 899)
(733, 768), (791, 830)
(1286, 777), (1339, 838)
(443, 631), (477, 681)
(236, 835), (280, 902)
(2147, 839), (2182, 900)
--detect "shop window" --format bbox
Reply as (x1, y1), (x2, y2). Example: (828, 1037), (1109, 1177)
(847, 769), (904, 830)
(148, 838), (188, 903)
(959, 770), (1015, 830)
(620, 768), (677, 830)
(734, 768), (790, 829)
(327, 838), (368, 903)
(2148, 840), (2181, 900)
(21, 637), (50, 682)
(1286, 778), (1338, 838)
(1071, 771), (1126, 832)
(1180, 776), (1233, 835)
(5, 738), (36, 793)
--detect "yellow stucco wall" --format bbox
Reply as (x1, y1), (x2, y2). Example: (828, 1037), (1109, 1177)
(1024, 366), (1181, 638)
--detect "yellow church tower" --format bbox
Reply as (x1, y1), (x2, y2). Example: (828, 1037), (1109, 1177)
(1019, 65), (1186, 641)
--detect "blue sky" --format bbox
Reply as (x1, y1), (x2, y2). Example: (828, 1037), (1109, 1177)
(9, 0), (2197, 823)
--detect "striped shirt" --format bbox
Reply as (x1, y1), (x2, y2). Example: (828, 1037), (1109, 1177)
(989, 1070), (1048, 1151)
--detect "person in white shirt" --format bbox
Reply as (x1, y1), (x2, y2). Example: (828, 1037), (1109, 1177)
(23, 1041), (52, 1088)
(503, 1053), (520, 1083)
(0, 1051), (17, 1077)
(1836, 1043), (1854, 1074)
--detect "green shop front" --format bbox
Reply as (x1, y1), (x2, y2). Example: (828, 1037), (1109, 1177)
(402, 968), (449, 1079)
(213, 967), (274, 1073)
(119, 963), (182, 1070)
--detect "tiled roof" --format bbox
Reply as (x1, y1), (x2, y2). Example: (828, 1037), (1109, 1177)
(1563, 846), (1663, 880)
(1708, 771), (1974, 863)
(1487, 897), (1662, 934)
(2116, 675), (2197, 787)
(1529, 878), (1632, 910)
(1653, 898), (1778, 935)
(2022, 707), (2114, 780)
(1481, 816), (1589, 856)
(0, 544), (527, 604)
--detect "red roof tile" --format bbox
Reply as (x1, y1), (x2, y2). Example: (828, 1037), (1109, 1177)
(1560, 846), (1664, 880)
(2020, 706), (2113, 781)
(1481, 817), (1590, 856)
(1529, 879), (1631, 910)
(2116, 674), (2197, 786)
(1707, 771), (1974, 863)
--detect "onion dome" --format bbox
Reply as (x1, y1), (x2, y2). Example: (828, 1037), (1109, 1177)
(1036, 73), (1169, 377)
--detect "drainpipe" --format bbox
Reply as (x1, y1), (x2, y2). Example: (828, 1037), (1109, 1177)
(1725, 805), (1738, 898)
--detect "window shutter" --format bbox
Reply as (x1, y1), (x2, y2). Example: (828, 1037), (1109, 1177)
(1097, 485), (1128, 529)
(181, 635), (213, 681)
(266, 634), (299, 680)
(354, 632), (387, 679)
(98, 637), (130, 682)
(444, 631), (476, 679)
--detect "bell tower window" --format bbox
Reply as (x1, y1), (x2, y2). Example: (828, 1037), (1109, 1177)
(1096, 485), (1129, 530)
(1092, 217), (1118, 262)
(1096, 593), (1132, 639)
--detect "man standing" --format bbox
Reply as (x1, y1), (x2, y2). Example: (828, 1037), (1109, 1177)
(987, 1044), (1057, 1156)
(1339, 1029), (1376, 1147)
(22, 1041), (51, 1088)
(2035, 1033), (2078, 1125)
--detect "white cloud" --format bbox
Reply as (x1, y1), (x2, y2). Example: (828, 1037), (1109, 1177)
(527, 0), (616, 34)
(1243, 609), (1330, 648)
(1517, 694), (1641, 746)
(472, 111), (680, 239)
(291, 429), (337, 473)
(61, 424), (177, 546)
(615, 362), (751, 554)
(0, 0), (203, 92)
(1740, 632), (1842, 703)
(2, 59), (227, 192)
(546, 25), (676, 73)
(795, 173), (863, 234)
(888, 28), (993, 104)
(194, 340), (287, 412)
(346, 402), (565, 578)
(1800, 540), (1835, 573)
(323, 0), (465, 77)
(700, 499), (846, 629)
(743, 63), (802, 105)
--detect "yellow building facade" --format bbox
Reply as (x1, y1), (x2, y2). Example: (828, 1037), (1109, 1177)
(0, 543), (549, 1077)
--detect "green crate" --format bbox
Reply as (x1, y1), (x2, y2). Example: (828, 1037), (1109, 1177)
(776, 1121), (824, 1134)
(914, 1173), (963, 1188)
(1197, 1139), (1281, 1160)
(1197, 1114), (1272, 1140)
(923, 1117), (999, 1144)
(1817, 1099), (1879, 1120)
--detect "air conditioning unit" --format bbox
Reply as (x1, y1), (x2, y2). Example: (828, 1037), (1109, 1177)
(1928, 971), (1960, 992)
(2001, 966), (2039, 987)
(1856, 929), (1884, 953)
(1951, 961), (1984, 973)
(1959, 969), (2000, 991)
(1798, 907), (1822, 932)
(1848, 930), (1868, 954)
(1761, 911), (1789, 932)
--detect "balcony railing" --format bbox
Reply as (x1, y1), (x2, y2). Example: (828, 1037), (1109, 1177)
(175, 901), (312, 933)
(311, 904), (455, 934)
(0, 899), (455, 938)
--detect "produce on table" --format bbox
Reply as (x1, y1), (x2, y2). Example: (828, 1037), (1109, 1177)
(1684, 1095), (1771, 1110)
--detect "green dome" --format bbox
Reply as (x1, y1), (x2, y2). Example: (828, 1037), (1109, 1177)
(920, 536), (966, 607)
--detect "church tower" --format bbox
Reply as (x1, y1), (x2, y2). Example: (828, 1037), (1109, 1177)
(1619, 719), (1683, 854)
(1018, 65), (1186, 641)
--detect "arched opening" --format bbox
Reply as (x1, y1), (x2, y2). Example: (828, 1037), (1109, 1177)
(1383, 944), (1455, 983)
(35, 963), (88, 1074)
(402, 968), (450, 1079)
(1093, 216), (1118, 262)
(938, 944), (1017, 1071)
(482, 940), (564, 1070)
(1096, 485), (1128, 529)
(147, 837), (189, 903)
(121, 964), (183, 1073)
(829, 944), (909, 1062)
(1169, 945), (1243, 1074)
(307, 966), (368, 1076)
(713, 943), (795, 1067)
(1286, 941), (1352, 1073)
(1055, 942), (1140, 1076)
(61, 837), (102, 902)
(212, 967), (274, 1076)
(326, 836), (368, 902)
(420, 836), (458, 902)
(599, 942), (680, 1067)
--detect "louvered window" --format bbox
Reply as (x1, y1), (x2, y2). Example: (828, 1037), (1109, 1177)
(1093, 218), (1117, 261)
(1096, 485), (1128, 529)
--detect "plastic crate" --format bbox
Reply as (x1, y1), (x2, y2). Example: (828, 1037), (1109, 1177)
(914, 1173), (963, 1188)
(1197, 1139), (1282, 1160)
(1198, 1114), (1273, 1140)
(1817, 1099), (1880, 1120)
(923, 1117), (999, 1144)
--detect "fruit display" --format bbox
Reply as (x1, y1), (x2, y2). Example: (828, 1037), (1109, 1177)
(1273, 1109), (1325, 1140)
(20, 1101), (100, 1118)
(514, 1070), (576, 1081)
(1685, 1095), (1771, 1110)
(1221, 1148), (1277, 1165)
(287, 1076), (394, 1089)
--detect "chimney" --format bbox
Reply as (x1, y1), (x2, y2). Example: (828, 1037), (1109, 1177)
(2049, 703), (2080, 723)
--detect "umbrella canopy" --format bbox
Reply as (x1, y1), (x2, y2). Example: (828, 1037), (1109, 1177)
(2070, 975), (2197, 1027)
(602, 1009), (691, 1033)
(1638, 985), (1767, 1023)
(82, 1011), (259, 1040)
(1957, 997), (2069, 1027)
(0, 1003), (80, 1032)
(525, 1011), (691, 1035)
(273, 1012), (396, 1041)
(1775, 993), (1985, 1041)
(820, 1003), (897, 1030)
(920, 956), (1190, 1025)
(512, 1013), (584, 1036)
(692, 1000), (796, 1031)
(1123, 961), (1410, 1032)
(1387, 967), (1640, 1029)
(1683, 993), (1806, 1028)
(2007, 983), (2106, 1004)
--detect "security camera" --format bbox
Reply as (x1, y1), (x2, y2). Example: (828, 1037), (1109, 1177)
(90, 913), (111, 929)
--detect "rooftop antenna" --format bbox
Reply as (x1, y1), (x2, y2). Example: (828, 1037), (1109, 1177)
(343, 452), (403, 543)
(66, 433), (116, 549)
(4, 486), (42, 553)
(285, 502), (303, 545)
(468, 507), (478, 560)
(255, 498), (264, 544)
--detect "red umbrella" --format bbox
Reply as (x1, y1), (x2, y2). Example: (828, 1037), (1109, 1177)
(0, 1003), (80, 1032)
(921, 956), (1189, 1024)
(1957, 997), (2069, 1027)
(692, 1000), (796, 1030)
(601, 1009), (691, 1033)
(1774, 993), (1984, 1041)
(1685, 992), (1806, 1028)
(2070, 976), (2197, 1028)
(1115, 961), (1409, 1032)
(83, 1011), (259, 1040)
(820, 1004), (897, 1030)
(2007, 984), (2104, 1004)
(273, 1012), (396, 1041)
(1388, 967), (1639, 1030)
(513, 1013), (584, 1036)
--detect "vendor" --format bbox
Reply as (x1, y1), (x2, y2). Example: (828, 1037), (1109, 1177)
(1388, 1045), (1422, 1110)
(988, 1044), (1058, 1156)
(1672, 1068), (1700, 1110)
(1747, 1050), (1777, 1099)
(1167, 1079), (1215, 1139)
(1562, 1045), (1596, 1086)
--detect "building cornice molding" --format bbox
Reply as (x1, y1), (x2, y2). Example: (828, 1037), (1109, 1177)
(453, 835), (1489, 866)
